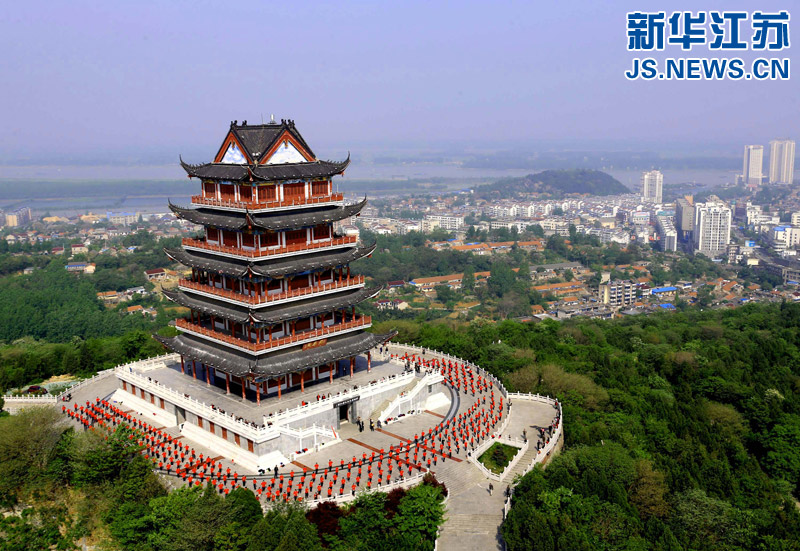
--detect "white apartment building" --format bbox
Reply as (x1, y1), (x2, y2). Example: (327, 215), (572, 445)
(640, 170), (663, 203)
(656, 216), (678, 252)
(598, 280), (637, 307)
(743, 145), (764, 186)
(771, 225), (800, 252)
(769, 139), (796, 185)
(423, 214), (464, 230)
(693, 199), (731, 257)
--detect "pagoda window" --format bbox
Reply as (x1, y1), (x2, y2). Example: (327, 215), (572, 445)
(206, 227), (220, 244)
(239, 185), (253, 202)
(267, 279), (283, 295)
(222, 230), (237, 248)
(311, 180), (328, 196)
(284, 229), (307, 246)
(241, 233), (256, 250)
(312, 224), (330, 241)
(203, 181), (217, 198)
(223, 277), (234, 291)
(260, 232), (279, 249)
(288, 275), (310, 290)
(320, 269), (334, 283)
(219, 183), (235, 201)
(260, 185), (277, 202)
(283, 182), (305, 200)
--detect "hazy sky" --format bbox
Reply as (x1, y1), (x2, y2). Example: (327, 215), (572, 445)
(0, 1), (796, 163)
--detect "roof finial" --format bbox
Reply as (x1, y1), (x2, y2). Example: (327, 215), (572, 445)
(270, 114), (275, 123)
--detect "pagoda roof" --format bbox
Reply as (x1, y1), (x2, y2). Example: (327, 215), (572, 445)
(168, 197), (366, 232)
(179, 157), (350, 183)
(154, 330), (395, 379)
(164, 242), (377, 279)
(163, 286), (381, 325)
(228, 119), (316, 163)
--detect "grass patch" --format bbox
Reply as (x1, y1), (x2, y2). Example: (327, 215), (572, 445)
(478, 442), (520, 474)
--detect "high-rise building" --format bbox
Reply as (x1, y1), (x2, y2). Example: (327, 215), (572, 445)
(743, 145), (764, 186)
(693, 197), (731, 258)
(769, 139), (796, 185)
(674, 196), (694, 241)
(656, 216), (678, 252)
(158, 119), (392, 400)
(640, 170), (663, 203)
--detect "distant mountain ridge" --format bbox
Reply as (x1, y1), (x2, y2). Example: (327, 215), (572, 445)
(477, 169), (629, 199)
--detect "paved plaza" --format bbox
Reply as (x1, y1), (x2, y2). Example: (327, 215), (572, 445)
(57, 345), (560, 551)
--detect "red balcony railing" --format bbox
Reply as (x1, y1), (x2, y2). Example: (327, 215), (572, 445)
(182, 235), (357, 258)
(191, 193), (344, 211)
(175, 316), (372, 352)
(178, 276), (365, 305)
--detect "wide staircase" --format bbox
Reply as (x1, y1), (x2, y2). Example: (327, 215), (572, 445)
(370, 377), (419, 419)
(503, 445), (540, 482)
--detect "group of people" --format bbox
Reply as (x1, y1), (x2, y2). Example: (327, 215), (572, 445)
(62, 347), (519, 505)
(355, 416), (381, 432)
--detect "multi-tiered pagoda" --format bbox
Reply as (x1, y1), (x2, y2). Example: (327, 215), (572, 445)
(156, 119), (392, 402)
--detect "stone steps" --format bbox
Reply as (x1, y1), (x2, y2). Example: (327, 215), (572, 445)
(372, 378), (421, 419)
(505, 448), (539, 480)
(441, 514), (503, 533)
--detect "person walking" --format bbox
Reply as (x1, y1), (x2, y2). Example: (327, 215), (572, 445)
(369, 419), (374, 431)
(488, 482), (494, 496)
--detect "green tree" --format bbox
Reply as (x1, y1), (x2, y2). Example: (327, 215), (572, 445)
(461, 265), (475, 293)
(0, 407), (68, 506)
(488, 263), (516, 298)
(393, 483), (445, 549)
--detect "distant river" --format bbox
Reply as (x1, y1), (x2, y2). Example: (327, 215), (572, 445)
(0, 163), (792, 217)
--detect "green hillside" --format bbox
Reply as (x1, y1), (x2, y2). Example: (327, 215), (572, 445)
(477, 169), (629, 199)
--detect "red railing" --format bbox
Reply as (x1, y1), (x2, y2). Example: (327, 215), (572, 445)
(175, 316), (372, 352)
(178, 276), (365, 305)
(182, 235), (357, 258)
(190, 193), (344, 210)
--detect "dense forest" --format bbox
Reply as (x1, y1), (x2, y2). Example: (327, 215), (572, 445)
(374, 302), (800, 550)
(476, 169), (629, 199)
(0, 408), (446, 550)
(0, 233), (183, 390)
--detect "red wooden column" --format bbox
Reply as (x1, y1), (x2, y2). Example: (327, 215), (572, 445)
(192, 361), (197, 380)
(205, 364), (211, 386)
(225, 372), (230, 394)
(180, 356), (185, 374)
(278, 377), (282, 399)
(241, 377), (246, 400)
(349, 357), (354, 377)
(300, 371), (305, 393)
(367, 351), (371, 372)
(329, 363), (334, 384)
(256, 381), (261, 405)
